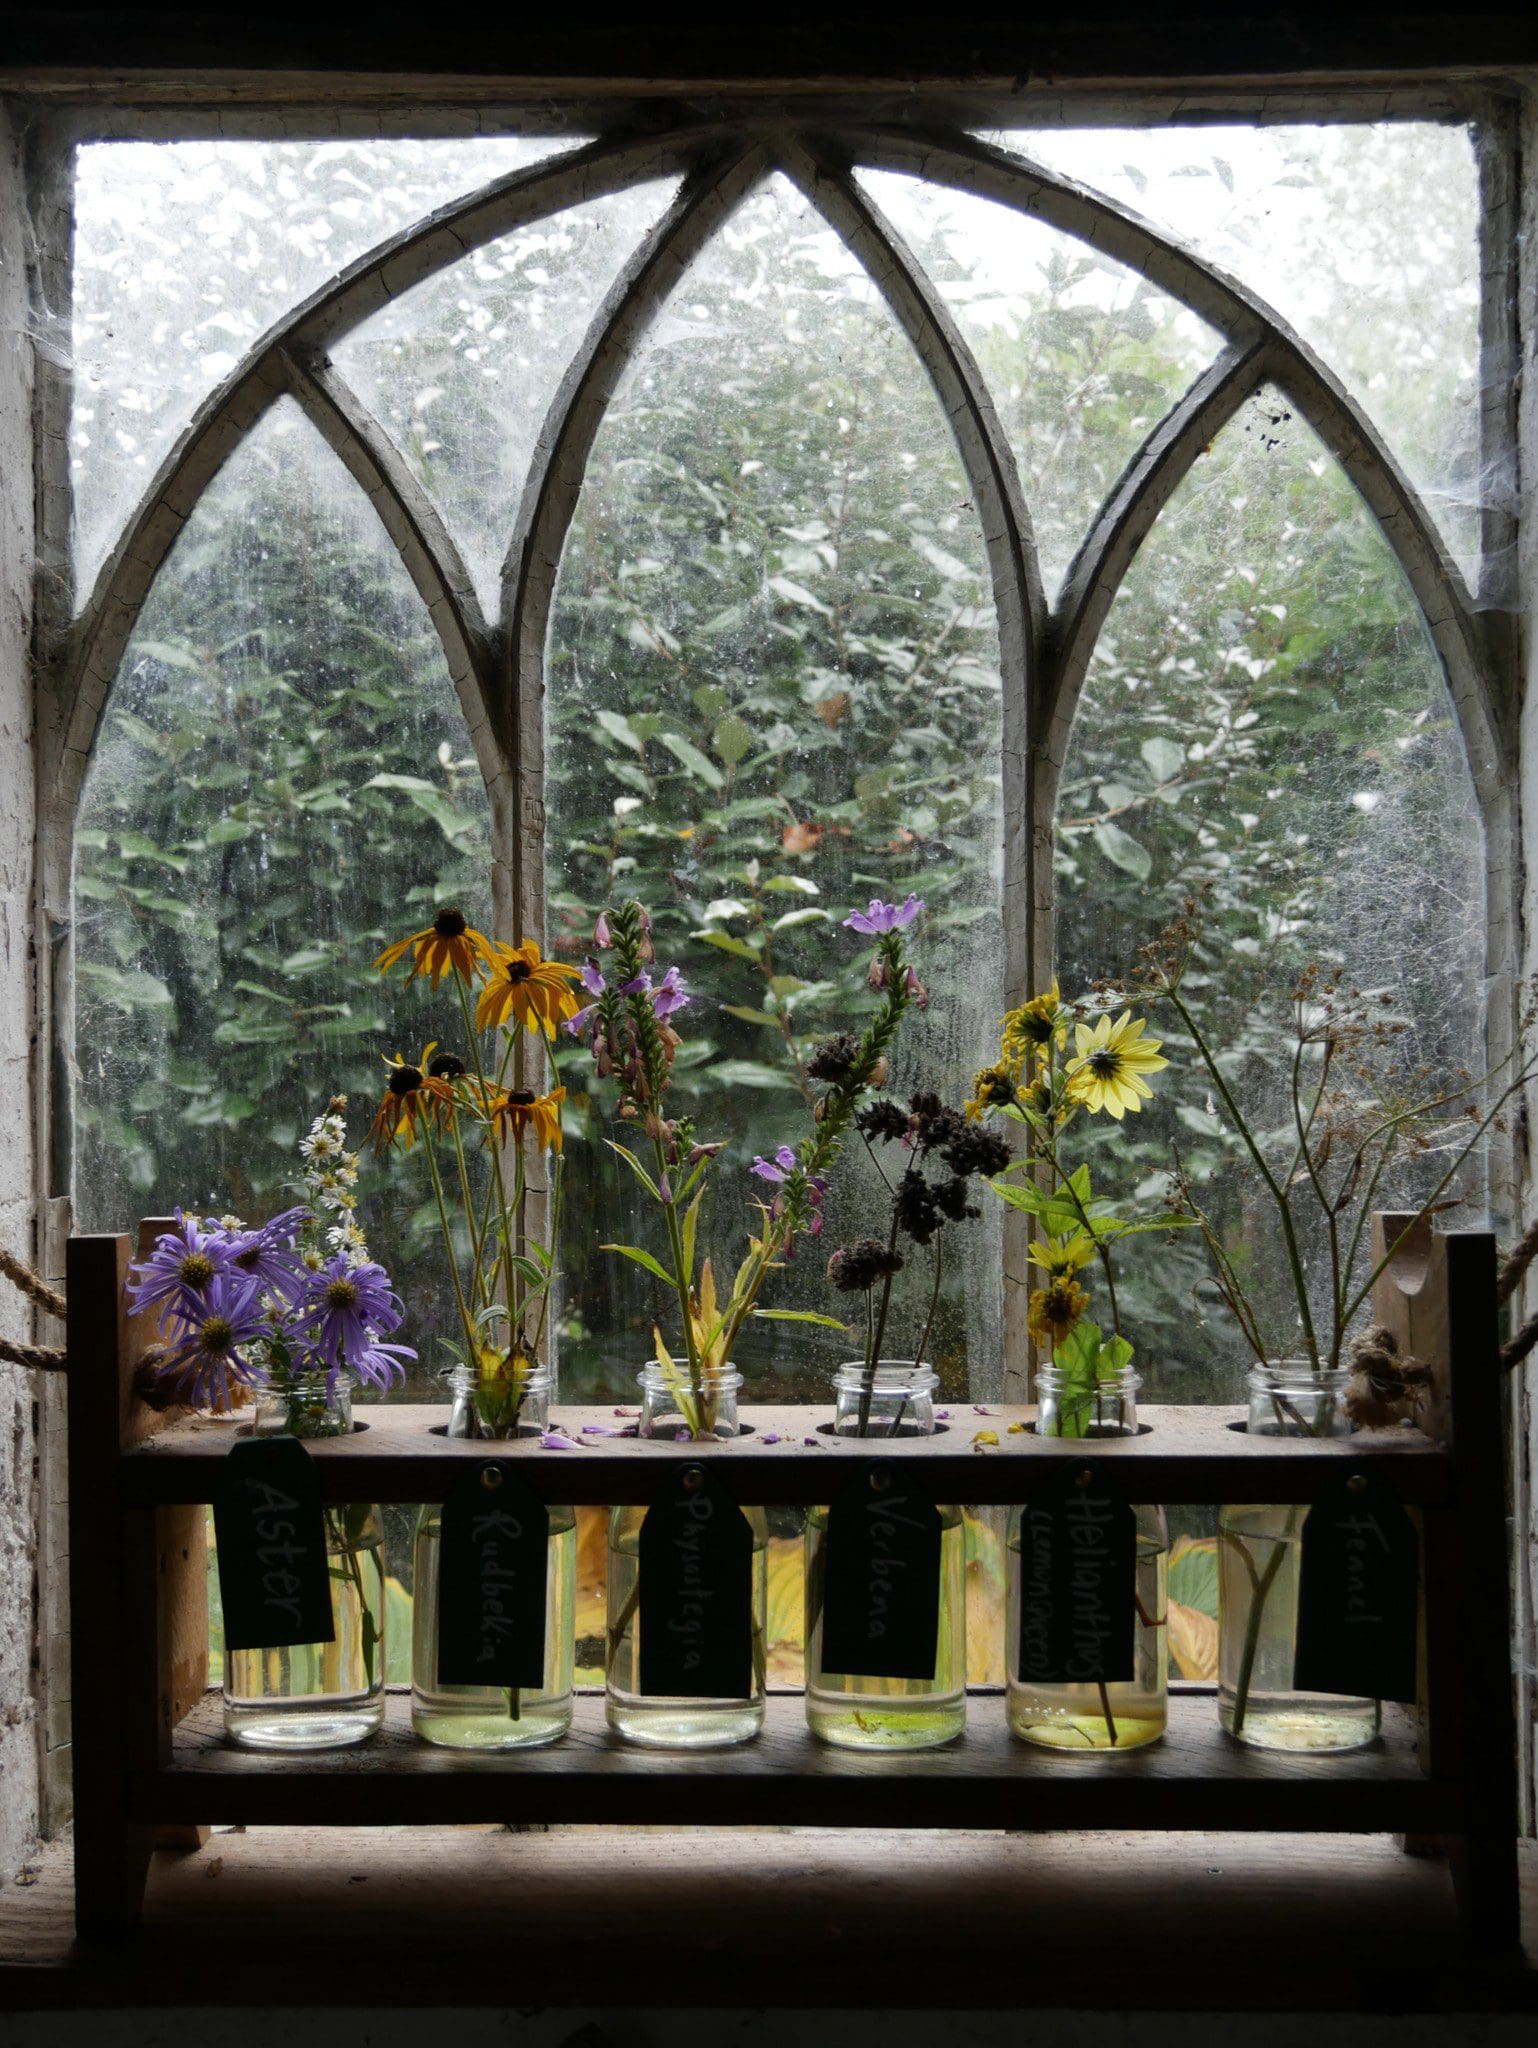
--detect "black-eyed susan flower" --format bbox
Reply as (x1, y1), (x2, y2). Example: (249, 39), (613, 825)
(376, 906), (499, 989)
(1028, 1276), (1091, 1347)
(486, 1085), (565, 1152)
(475, 940), (584, 1034)
(368, 1047), (455, 1151)
(965, 1062), (1018, 1121)
(1002, 979), (1064, 1061)
(1063, 1011), (1169, 1120)
(1026, 1232), (1098, 1280)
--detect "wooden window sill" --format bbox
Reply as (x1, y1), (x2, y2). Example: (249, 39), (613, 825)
(3, 1824), (1535, 2012)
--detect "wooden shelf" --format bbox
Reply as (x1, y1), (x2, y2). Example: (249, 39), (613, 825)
(117, 1401), (1450, 1505)
(130, 1689), (1459, 1834)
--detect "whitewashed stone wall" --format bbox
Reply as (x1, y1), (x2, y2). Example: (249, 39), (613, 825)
(0, 99), (40, 1880)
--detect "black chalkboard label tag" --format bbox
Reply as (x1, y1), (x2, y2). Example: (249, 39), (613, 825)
(638, 1465), (754, 1699)
(1294, 1471), (1419, 1704)
(214, 1436), (334, 1652)
(1016, 1464), (1136, 1686)
(436, 1464), (550, 1689)
(821, 1464), (943, 1682)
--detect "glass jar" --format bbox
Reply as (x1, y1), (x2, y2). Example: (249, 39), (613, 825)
(1035, 1361), (1139, 1439)
(804, 1362), (966, 1750)
(638, 1363), (742, 1441)
(411, 1365), (575, 1750)
(605, 1502), (769, 1747)
(446, 1354), (551, 1439)
(223, 1376), (386, 1752)
(1218, 1363), (1381, 1752)
(830, 1360), (937, 1438)
(1007, 1365), (1166, 1750)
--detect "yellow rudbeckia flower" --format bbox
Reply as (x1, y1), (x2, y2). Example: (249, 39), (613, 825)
(1027, 1277), (1091, 1347)
(476, 940), (584, 1035)
(376, 906), (499, 988)
(1063, 1011), (1169, 1120)
(1026, 1232), (1098, 1279)
(485, 1085), (565, 1153)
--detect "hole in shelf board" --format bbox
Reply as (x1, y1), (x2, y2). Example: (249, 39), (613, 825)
(1029, 1422), (1153, 1439)
(813, 1421), (951, 1439)
(236, 1420), (370, 1438)
(428, 1422), (543, 1440)
(616, 1422), (759, 1441)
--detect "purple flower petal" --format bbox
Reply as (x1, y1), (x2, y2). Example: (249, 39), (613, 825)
(539, 1431), (580, 1450)
(973, 1405), (993, 1415)
(581, 1423), (621, 1436)
(935, 1409), (952, 1420)
(751, 1155), (786, 1183)
(580, 960), (606, 996)
(803, 1435), (823, 1447)
(760, 1431), (782, 1444)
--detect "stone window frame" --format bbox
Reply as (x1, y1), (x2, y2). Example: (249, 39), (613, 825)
(12, 84), (1529, 1827)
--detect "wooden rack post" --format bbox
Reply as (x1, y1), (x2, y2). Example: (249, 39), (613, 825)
(64, 1217), (1520, 1948)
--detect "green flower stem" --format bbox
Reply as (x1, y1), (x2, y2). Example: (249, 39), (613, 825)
(1224, 1511), (1298, 1738)
(1165, 984), (1321, 1371)
(450, 971), (518, 1312)
(420, 1123), (477, 1361)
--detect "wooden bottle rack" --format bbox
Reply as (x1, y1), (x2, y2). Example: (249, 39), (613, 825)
(66, 1215), (1519, 1946)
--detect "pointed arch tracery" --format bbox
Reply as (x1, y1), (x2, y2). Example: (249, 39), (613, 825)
(56, 114), (1511, 1391)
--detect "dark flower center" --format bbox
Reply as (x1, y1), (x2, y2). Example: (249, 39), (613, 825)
(179, 1251), (215, 1287)
(1087, 1049), (1121, 1077)
(428, 1053), (465, 1080)
(505, 960), (533, 984)
(506, 1089), (536, 1107)
(234, 1246), (260, 1270)
(388, 1064), (424, 1096)
(198, 1316), (233, 1353)
(325, 1278), (359, 1311)
(433, 907), (468, 938)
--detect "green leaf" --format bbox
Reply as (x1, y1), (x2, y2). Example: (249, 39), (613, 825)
(602, 1241), (676, 1287)
(692, 928), (759, 961)
(659, 733), (725, 789)
(1140, 737), (1184, 783)
(713, 715), (753, 766)
(769, 907), (829, 932)
(681, 1185), (704, 1289)
(1091, 821), (1152, 880)
(710, 1059), (800, 1091)
(594, 709), (644, 756)
(752, 1309), (849, 1329)
(604, 1141), (661, 1201)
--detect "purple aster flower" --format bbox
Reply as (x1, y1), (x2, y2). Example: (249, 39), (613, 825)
(651, 966), (690, 1018)
(153, 1268), (271, 1410)
(295, 1257), (413, 1395)
(223, 1206), (309, 1304)
(751, 1145), (798, 1184)
(843, 893), (923, 936)
(126, 1210), (238, 1329)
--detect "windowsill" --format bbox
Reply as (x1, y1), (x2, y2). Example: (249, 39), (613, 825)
(3, 1826), (1534, 2012)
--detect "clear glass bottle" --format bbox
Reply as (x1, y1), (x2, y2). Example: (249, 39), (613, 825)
(605, 1501), (769, 1748)
(223, 1375), (387, 1752)
(412, 1366), (576, 1750)
(804, 1363), (967, 1750)
(638, 1362), (742, 1441)
(1007, 1364), (1168, 1750)
(1218, 1362), (1381, 1752)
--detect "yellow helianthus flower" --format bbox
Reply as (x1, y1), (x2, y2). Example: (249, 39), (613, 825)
(1063, 1011), (1169, 1120)
(1002, 979), (1064, 1061)
(965, 1063), (1019, 1122)
(367, 1046), (456, 1151)
(376, 906), (499, 989)
(1026, 1232), (1098, 1279)
(476, 940), (584, 1034)
(1028, 1277), (1091, 1347)
(485, 1085), (565, 1153)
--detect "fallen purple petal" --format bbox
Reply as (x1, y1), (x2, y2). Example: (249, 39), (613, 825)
(803, 1435), (823, 1447)
(935, 1409), (952, 1419)
(539, 1431), (581, 1450)
(760, 1431), (782, 1444)
(973, 1405), (994, 1415)
(581, 1424), (621, 1436)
